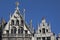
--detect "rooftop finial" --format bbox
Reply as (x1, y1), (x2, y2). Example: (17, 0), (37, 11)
(16, 1), (19, 10)
(42, 16), (46, 23)
(16, 1), (19, 7)
(42, 16), (45, 20)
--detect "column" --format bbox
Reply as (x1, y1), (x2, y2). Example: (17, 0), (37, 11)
(45, 37), (47, 40)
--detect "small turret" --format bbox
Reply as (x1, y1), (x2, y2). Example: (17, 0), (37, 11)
(1, 18), (6, 26)
(1, 18), (7, 30)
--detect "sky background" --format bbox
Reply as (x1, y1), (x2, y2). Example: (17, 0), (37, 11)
(0, 0), (60, 35)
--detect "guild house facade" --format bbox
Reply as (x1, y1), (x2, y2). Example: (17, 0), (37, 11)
(0, 2), (60, 40)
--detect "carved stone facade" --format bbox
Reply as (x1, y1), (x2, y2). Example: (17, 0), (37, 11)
(34, 18), (56, 40)
(0, 2), (60, 40)
(2, 2), (34, 40)
(57, 34), (60, 40)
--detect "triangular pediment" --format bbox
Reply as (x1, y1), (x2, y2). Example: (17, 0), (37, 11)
(3, 5), (34, 34)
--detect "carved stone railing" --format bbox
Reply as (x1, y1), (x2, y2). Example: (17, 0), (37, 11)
(2, 34), (32, 37)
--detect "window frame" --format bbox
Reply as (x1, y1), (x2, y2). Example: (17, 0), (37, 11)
(18, 27), (23, 34)
(11, 27), (16, 34)
(11, 20), (14, 25)
(42, 28), (45, 33)
(16, 19), (19, 26)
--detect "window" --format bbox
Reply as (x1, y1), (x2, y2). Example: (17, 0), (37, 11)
(20, 27), (23, 33)
(6, 30), (9, 34)
(18, 29), (20, 34)
(11, 20), (14, 25)
(39, 30), (41, 33)
(37, 37), (41, 40)
(43, 23), (45, 26)
(25, 30), (28, 34)
(16, 20), (19, 26)
(11, 29), (13, 34)
(47, 37), (51, 40)
(21, 20), (24, 26)
(42, 28), (45, 33)
(46, 29), (48, 32)
(42, 37), (45, 40)
(14, 27), (16, 34)
(18, 27), (23, 34)
(11, 27), (16, 34)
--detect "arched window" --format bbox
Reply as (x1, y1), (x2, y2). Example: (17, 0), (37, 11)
(42, 28), (45, 33)
(11, 20), (14, 25)
(25, 30), (28, 34)
(11, 29), (13, 34)
(39, 30), (41, 33)
(11, 27), (16, 34)
(46, 29), (48, 32)
(18, 27), (23, 34)
(20, 27), (23, 33)
(14, 27), (16, 34)
(18, 29), (20, 34)
(16, 20), (19, 26)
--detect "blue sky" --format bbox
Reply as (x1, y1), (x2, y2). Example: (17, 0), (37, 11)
(0, 0), (60, 35)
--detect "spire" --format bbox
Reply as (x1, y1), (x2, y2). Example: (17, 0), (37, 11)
(42, 16), (46, 23)
(38, 23), (39, 27)
(29, 19), (33, 29)
(30, 19), (32, 27)
(15, 1), (19, 10)
(29, 19), (32, 29)
(30, 19), (34, 33)
(42, 16), (45, 20)
(48, 22), (50, 26)
(38, 23), (39, 29)
(10, 13), (12, 19)
(23, 9), (25, 21)
(1, 18), (6, 26)
(48, 22), (51, 28)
